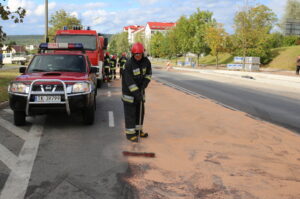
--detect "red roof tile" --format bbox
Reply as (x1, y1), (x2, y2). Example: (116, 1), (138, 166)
(147, 22), (176, 30)
(124, 25), (144, 31)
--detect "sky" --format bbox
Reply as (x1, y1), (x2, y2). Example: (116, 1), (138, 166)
(1, 0), (287, 35)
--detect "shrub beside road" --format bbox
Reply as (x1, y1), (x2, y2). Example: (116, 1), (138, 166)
(0, 69), (19, 102)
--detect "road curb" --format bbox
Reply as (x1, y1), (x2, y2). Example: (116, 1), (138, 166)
(0, 101), (9, 109)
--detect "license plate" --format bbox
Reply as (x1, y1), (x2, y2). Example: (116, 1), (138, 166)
(35, 96), (61, 102)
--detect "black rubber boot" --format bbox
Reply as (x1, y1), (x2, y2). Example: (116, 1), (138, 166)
(136, 131), (148, 138)
(126, 134), (138, 142)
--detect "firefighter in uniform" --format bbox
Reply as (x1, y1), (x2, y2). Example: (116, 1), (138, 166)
(110, 55), (117, 80)
(118, 52), (128, 79)
(122, 42), (152, 142)
(104, 52), (111, 82)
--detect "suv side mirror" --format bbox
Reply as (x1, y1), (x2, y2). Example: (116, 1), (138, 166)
(103, 38), (108, 50)
(90, 67), (99, 73)
(19, 67), (26, 73)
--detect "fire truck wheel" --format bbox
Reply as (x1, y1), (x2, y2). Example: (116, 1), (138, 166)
(14, 111), (26, 126)
(97, 79), (102, 88)
(82, 103), (95, 125)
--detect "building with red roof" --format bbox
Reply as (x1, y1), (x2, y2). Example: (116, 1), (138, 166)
(145, 22), (176, 41)
(123, 22), (176, 45)
(123, 25), (145, 44)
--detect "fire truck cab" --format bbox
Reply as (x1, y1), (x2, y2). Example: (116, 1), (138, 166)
(55, 26), (107, 88)
(8, 43), (98, 126)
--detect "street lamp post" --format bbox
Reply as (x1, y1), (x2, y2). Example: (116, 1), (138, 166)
(45, 0), (49, 43)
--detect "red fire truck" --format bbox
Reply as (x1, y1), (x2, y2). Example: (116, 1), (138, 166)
(55, 26), (107, 88)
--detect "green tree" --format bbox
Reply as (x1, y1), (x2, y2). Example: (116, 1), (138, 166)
(205, 23), (229, 68)
(189, 9), (215, 66)
(281, 0), (300, 33)
(161, 28), (181, 60)
(150, 32), (164, 58)
(233, 4), (277, 64)
(117, 32), (130, 55)
(108, 32), (130, 56)
(7, 40), (16, 45)
(267, 32), (284, 48)
(175, 16), (193, 55)
(49, 9), (81, 41)
(108, 39), (117, 55)
(0, 0), (26, 46)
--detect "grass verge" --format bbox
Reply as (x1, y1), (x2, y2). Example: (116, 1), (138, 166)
(0, 69), (19, 103)
(267, 45), (300, 70)
(151, 53), (234, 67)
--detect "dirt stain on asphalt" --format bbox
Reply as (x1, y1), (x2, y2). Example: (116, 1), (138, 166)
(121, 80), (300, 199)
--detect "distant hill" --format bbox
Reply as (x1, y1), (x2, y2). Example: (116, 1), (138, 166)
(5, 34), (113, 46)
(5, 35), (44, 46)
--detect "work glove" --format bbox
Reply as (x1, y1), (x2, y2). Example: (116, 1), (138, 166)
(133, 91), (144, 102)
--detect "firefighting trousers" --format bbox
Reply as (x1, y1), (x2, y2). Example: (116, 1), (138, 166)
(119, 68), (124, 78)
(123, 101), (145, 132)
(104, 67), (110, 80)
(110, 69), (116, 79)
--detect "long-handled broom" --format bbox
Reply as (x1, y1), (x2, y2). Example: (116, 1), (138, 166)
(123, 94), (155, 158)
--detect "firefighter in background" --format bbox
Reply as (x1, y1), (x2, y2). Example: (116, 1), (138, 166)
(121, 42), (152, 142)
(118, 52), (128, 79)
(110, 55), (117, 80)
(104, 52), (111, 82)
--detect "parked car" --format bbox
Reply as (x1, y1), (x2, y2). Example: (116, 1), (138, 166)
(8, 43), (99, 126)
(3, 52), (28, 65)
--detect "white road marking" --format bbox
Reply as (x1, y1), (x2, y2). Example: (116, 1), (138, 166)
(107, 91), (111, 97)
(108, 111), (114, 127)
(0, 118), (29, 140)
(3, 109), (13, 114)
(0, 117), (45, 199)
(0, 144), (18, 170)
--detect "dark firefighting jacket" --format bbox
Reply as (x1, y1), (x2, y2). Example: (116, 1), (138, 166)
(110, 58), (117, 70)
(104, 55), (111, 69)
(121, 56), (152, 103)
(118, 56), (128, 69)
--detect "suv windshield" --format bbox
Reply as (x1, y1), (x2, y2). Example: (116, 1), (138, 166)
(56, 35), (97, 50)
(28, 55), (86, 73)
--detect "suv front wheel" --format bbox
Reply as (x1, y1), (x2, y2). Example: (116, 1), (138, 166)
(82, 101), (95, 125)
(14, 111), (26, 126)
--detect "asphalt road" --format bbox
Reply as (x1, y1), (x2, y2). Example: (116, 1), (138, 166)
(153, 69), (300, 134)
(0, 82), (137, 199)
(0, 68), (299, 198)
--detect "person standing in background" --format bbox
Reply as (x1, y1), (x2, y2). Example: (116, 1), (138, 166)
(0, 50), (3, 68)
(296, 55), (300, 75)
(118, 52), (128, 79)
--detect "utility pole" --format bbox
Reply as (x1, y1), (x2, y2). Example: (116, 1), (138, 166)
(45, 0), (49, 43)
(242, 0), (248, 71)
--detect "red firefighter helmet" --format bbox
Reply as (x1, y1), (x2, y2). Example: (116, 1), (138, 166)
(131, 42), (144, 54)
(112, 55), (117, 59)
(105, 52), (110, 56)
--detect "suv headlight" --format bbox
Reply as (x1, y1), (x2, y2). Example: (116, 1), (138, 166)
(72, 82), (90, 93)
(9, 83), (29, 93)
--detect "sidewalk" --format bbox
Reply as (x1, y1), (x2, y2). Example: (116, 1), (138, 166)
(122, 80), (300, 199)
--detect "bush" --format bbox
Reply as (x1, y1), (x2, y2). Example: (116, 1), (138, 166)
(282, 35), (300, 46)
